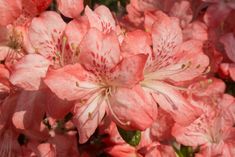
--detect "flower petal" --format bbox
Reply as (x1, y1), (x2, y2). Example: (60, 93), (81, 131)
(220, 33), (235, 63)
(109, 85), (157, 131)
(204, 3), (231, 27)
(142, 80), (201, 125)
(121, 30), (152, 55)
(65, 18), (89, 52)
(57, 0), (83, 18)
(28, 11), (66, 58)
(45, 89), (74, 119)
(44, 63), (99, 101)
(9, 54), (50, 91)
(0, 0), (22, 26)
(73, 93), (106, 143)
(79, 28), (120, 72)
(85, 5), (115, 32)
(109, 54), (147, 87)
(151, 11), (182, 66)
(12, 90), (45, 131)
(146, 40), (209, 82)
(172, 115), (213, 146)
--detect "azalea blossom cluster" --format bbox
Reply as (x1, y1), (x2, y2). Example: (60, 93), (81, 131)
(0, 0), (235, 156)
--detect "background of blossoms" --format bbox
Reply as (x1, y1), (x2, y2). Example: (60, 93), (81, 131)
(0, 0), (235, 156)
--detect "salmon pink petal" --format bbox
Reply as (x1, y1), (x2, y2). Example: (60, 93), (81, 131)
(44, 63), (99, 101)
(172, 115), (212, 146)
(0, 94), (18, 133)
(0, 46), (11, 61)
(121, 30), (152, 55)
(169, 1), (193, 28)
(79, 28), (120, 72)
(57, 0), (83, 18)
(159, 40), (209, 82)
(36, 143), (56, 157)
(28, 11), (66, 58)
(12, 91), (45, 130)
(204, 3), (231, 27)
(151, 11), (182, 64)
(65, 18), (89, 52)
(105, 144), (138, 157)
(143, 80), (201, 125)
(48, 134), (80, 156)
(0, 0), (22, 26)
(9, 54), (50, 91)
(144, 143), (176, 157)
(183, 21), (208, 41)
(220, 33), (235, 62)
(0, 65), (10, 93)
(85, 5), (115, 32)
(109, 85), (157, 131)
(150, 109), (174, 141)
(73, 94), (106, 143)
(45, 90), (74, 119)
(110, 54), (147, 87)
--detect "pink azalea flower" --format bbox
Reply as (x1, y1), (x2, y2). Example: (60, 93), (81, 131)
(173, 78), (235, 157)
(44, 27), (157, 143)
(122, 11), (209, 125)
(28, 11), (89, 68)
(0, 0), (52, 26)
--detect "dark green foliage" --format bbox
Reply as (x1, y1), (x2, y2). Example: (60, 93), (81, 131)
(174, 145), (199, 157)
(117, 126), (141, 147)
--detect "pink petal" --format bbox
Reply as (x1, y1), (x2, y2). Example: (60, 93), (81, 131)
(151, 11), (183, 65)
(183, 21), (208, 41)
(73, 94), (106, 143)
(12, 90), (45, 130)
(48, 133), (80, 156)
(105, 144), (138, 157)
(121, 30), (152, 55)
(0, 0), (22, 26)
(79, 28), (120, 72)
(110, 54), (147, 87)
(172, 114), (214, 147)
(9, 54), (50, 91)
(109, 85), (157, 131)
(65, 18), (89, 51)
(44, 63), (100, 101)
(220, 33), (235, 62)
(85, 5), (115, 32)
(144, 143), (176, 157)
(45, 89), (74, 119)
(169, 1), (193, 28)
(150, 109), (174, 141)
(36, 143), (56, 157)
(204, 4), (231, 27)
(143, 80), (201, 125)
(57, 0), (83, 18)
(0, 94), (18, 133)
(28, 11), (66, 58)
(0, 65), (10, 94)
(160, 40), (209, 82)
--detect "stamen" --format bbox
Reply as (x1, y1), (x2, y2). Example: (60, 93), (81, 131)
(144, 61), (192, 81)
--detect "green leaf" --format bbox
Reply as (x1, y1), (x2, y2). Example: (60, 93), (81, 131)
(117, 126), (141, 146)
(173, 145), (198, 157)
